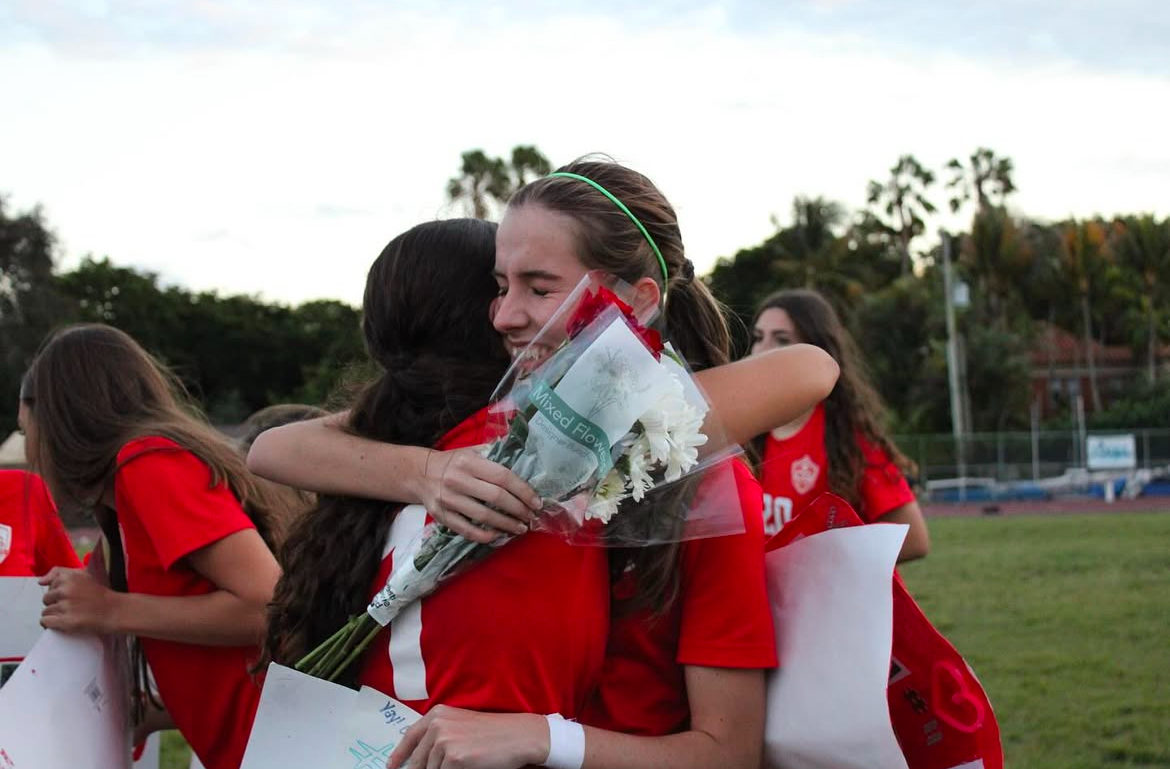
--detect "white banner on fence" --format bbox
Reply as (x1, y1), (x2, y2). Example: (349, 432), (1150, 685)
(763, 523), (910, 769)
(1086, 434), (1137, 470)
(240, 663), (421, 769)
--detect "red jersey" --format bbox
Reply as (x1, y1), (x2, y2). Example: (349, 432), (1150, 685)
(0, 470), (80, 576)
(581, 460), (777, 736)
(759, 404), (915, 536)
(114, 437), (262, 769)
(358, 410), (610, 719)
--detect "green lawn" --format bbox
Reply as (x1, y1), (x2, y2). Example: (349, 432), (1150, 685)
(160, 731), (191, 769)
(901, 512), (1170, 769)
(158, 512), (1170, 769)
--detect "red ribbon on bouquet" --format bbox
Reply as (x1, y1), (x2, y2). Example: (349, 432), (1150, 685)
(767, 494), (1004, 769)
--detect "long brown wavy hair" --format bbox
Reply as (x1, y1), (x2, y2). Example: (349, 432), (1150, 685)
(262, 219), (510, 684)
(19, 323), (286, 723)
(750, 290), (914, 513)
(510, 157), (734, 614)
(19, 323), (281, 544)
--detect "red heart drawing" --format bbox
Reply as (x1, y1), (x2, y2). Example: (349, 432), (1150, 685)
(931, 660), (986, 733)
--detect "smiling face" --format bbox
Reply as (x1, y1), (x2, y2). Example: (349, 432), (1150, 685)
(751, 307), (802, 356)
(493, 203), (591, 359)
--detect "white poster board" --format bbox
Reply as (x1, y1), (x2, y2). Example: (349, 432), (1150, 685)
(763, 524), (910, 769)
(0, 630), (133, 769)
(0, 578), (159, 769)
(0, 578), (45, 662)
(240, 664), (421, 769)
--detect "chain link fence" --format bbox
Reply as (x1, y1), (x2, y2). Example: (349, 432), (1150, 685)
(893, 429), (1170, 488)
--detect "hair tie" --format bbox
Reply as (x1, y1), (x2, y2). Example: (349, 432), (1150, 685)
(681, 259), (695, 283)
(547, 171), (669, 287)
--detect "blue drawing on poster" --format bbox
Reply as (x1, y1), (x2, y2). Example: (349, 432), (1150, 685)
(348, 739), (395, 769)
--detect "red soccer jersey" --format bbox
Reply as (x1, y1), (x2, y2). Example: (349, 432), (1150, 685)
(113, 437), (262, 769)
(357, 409), (610, 719)
(758, 404), (915, 536)
(0, 470), (81, 577)
(581, 459), (777, 736)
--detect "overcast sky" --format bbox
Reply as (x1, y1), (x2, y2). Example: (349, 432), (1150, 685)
(2, 0), (1167, 305)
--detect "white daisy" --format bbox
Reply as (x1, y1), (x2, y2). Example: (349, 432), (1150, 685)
(586, 468), (629, 523)
(663, 400), (708, 482)
(626, 436), (656, 502)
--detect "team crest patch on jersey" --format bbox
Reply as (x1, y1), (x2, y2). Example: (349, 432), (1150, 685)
(790, 454), (820, 495)
(0, 523), (11, 564)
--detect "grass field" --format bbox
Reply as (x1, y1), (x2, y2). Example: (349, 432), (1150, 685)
(901, 512), (1170, 769)
(158, 512), (1170, 769)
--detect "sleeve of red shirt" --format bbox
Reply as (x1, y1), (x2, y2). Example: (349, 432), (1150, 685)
(116, 438), (255, 570)
(856, 436), (917, 522)
(675, 460), (778, 669)
(28, 473), (82, 573)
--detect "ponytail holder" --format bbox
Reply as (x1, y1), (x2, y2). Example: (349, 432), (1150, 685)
(681, 259), (695, 283)
(547, 171), (670, 288)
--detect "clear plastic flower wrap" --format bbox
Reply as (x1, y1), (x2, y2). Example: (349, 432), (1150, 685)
(297, 273), (748, 682)
(481, 271), (748, 547)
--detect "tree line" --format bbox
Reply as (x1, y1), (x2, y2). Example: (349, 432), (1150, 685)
(704, 149), (1169, 433)
(3, 146), (1168, 437)
(0, 204), (367, 434)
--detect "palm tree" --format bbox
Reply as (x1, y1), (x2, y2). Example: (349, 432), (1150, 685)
(705, 195), (870, 336)
(1111, 215), (1170, 383)
(961, 208), (1034, 331)
(945, 148), (1016, 214)
(446, 150), (509, 219)
(507, 145), (552, 189)
(865, 154), (937, 275)
(446, 146), (552, 219)
(1057, 219), (1111, 411)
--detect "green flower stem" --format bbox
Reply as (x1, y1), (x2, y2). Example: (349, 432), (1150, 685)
(295, 618), (356, 673)
(329, 618), (384, 683)
(318, 616), (364, 678)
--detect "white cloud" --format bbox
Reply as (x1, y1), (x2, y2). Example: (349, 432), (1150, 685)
(1, 4), (1167, 305)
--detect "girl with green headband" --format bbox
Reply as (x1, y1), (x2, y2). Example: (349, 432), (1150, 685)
(250, 158), (840, 769)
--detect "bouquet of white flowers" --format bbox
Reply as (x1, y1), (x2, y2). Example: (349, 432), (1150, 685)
(297, 275), (743, 682)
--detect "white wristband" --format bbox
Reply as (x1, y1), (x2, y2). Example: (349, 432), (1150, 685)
(543, 713), (585, 769)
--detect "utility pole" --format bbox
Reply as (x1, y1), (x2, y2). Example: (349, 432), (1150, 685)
(941, 229), (967, 497)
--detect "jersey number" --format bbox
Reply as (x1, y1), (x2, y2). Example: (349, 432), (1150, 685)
(762, 494), (793, 537)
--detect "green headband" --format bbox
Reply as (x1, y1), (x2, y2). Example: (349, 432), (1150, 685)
(547, 171), (670, 286)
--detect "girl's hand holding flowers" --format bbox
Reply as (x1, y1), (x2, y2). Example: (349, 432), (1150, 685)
(417, 447), (541, 542)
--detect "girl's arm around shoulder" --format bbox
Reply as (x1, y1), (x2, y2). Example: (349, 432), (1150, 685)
(246, 411), (426, 500)
(247, 412), (540, 543)
(695, 344), (838, 449)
